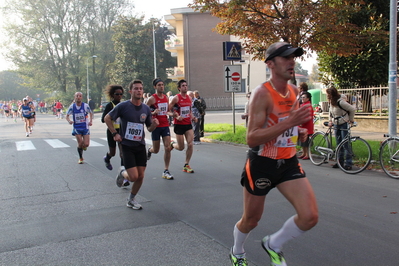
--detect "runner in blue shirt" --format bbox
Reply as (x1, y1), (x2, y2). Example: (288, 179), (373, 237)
(66, 92), (93, 164)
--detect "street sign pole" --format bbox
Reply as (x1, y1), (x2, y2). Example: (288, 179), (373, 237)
(232, 61), (236, 134)
(224, 64), (242, 134)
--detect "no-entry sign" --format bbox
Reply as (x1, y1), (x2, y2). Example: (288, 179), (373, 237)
(224, 65), (242, 92)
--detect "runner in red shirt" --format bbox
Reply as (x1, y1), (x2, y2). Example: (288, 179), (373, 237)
(146, 78), (174, 180)
(169, 79), (197, 173)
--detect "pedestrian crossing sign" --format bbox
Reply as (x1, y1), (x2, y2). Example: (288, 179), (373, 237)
(223, 42), (242, 61)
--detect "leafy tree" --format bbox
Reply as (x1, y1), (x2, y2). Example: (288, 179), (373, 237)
(294, 63), (308, 76)
(309, 64), (320, 83)
(189, 0), (385, 85)
(109, 17), (176, 92)
(0, 71), (47, 100)
(1, 0), (130, 102)
(318, 0), (390, 112)
(189, 0), (381, 59)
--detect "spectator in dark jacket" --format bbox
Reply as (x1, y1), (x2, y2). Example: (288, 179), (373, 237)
(194, 91), (206, 138)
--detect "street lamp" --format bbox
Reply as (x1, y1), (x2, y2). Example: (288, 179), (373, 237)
(86, 55), (97, 102)
(152, 23), (157, 79)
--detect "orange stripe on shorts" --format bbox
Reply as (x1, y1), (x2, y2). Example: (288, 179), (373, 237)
(245, 158), (255, 191)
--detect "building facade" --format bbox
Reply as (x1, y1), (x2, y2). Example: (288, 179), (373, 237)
(164, 7), (267, 101)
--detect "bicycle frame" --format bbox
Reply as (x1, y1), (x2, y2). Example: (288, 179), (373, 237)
(313, 122), (356, 162)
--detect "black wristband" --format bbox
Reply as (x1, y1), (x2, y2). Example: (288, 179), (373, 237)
(112, 131), (118, 137)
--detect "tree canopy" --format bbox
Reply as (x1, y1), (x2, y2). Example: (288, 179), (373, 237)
(318, 0), (390, 87)
(189, 0), (384, 60)
(109, 17), (176, 93)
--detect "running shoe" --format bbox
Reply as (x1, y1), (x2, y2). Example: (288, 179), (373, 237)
(261, 236), (287, 266)
(103, 156), (113, 170)
(78, 158), (84, 164)
(116, 170), (125, 187)
(126, 197), (142, 210)
(170, 141), (175, 150)
(229, 247), (248, 266)
(147, 147), (152, 160)
(162, 170), (174, 180)
(183, 164), (194, 173)
(122, 179), (130, 187)
(83, 147), (87, 151)
(26, 133), (29, 137)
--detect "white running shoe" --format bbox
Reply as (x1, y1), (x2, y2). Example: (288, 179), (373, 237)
(162, 170), (174, 180)
(127, 198), (142, 210)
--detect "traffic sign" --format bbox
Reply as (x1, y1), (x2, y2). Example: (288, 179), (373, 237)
(223, 42), (242, 61)
(224, 65), (242, 92)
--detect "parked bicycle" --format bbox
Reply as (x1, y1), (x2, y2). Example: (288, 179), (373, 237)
(309, 121), (372, 174)
(379, 134), (399, 179)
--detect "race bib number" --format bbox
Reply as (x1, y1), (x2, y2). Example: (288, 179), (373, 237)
(275, 117), (298, 147)
(74, 113), (85, 123)
(157, 102), (168, 116)
(180, 106), (190, 118)
(125, 122), (143, 141)
(22, 110), (30, 115)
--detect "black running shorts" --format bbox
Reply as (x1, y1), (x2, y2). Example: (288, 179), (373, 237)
(174, 124), (192, 135)
(121, 144), (147, 170)
(241, 150), (306, 196)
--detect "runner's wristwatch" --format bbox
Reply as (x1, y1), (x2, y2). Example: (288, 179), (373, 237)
(112, 132), (118, 137)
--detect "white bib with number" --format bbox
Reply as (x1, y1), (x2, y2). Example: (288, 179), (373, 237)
(275, 116), (298, 147)
(180, 106), (190, 118)
(125, 122), (143, 141)
(74, 113), (86, 123)
(157, 102), (168, 116)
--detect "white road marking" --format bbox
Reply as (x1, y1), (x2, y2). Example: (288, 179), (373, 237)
(44, 139), (70, 148)
(16, 141), (36, 151)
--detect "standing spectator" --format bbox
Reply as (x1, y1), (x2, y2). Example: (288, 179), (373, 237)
(189, 91), (201, 144)
(298, 91), (314, 160)
(194, 91), (206, 137)
(146, 78), (175, 180)
(169, 79), (197, 173)
(66, 92), (93, 164)
(229, 42), (318, 266)
(298, 82), (309, 105)
(88, 98), (96, 111)
(104, 79), (159, 210)
(241, 92), (251, 127)
(101, 85), (125, 174)
(327, 86), (356, 170)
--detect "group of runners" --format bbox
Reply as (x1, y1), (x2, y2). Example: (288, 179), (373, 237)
(0, 99), (24, 122)
(62, 41), (319, 266)
(0, 96), (38, 136)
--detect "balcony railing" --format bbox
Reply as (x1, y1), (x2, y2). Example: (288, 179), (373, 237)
(166, 67), (184, 81)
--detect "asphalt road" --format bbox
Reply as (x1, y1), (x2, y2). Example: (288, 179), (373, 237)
(0, 111), (398, 266)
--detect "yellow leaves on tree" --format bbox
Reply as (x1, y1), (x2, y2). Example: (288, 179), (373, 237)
(189, 0), (381, 60)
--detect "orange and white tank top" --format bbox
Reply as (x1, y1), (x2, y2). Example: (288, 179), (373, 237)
(256, 82), (298, 159)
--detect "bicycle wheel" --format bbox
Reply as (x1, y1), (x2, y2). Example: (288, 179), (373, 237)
(309, 131), (331, 166)
(379, 138), (399, 179)
(336, 137), (372, 174)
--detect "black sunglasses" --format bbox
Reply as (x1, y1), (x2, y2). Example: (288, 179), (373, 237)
(114, 93), (123, 96)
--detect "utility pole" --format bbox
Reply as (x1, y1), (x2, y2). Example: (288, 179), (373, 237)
(388, 0), (397, 137)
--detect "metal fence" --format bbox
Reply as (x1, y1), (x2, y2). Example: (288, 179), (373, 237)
(204, 93), (247, 111)
(318, 86), (396, 116)
(204, 86), (398, 115)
